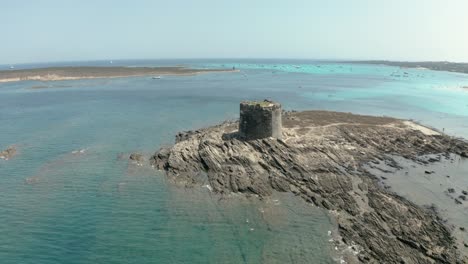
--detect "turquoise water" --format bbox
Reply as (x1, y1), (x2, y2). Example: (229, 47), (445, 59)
(1, 60), (468, 263)
(204, 61), (468, 136)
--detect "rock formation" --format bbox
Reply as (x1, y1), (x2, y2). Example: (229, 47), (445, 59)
(0, 146), (17, 160)
(129, 152), (145, 166)
(151, 110), (468, 263)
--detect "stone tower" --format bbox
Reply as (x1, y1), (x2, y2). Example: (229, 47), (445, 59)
(239, 100), (282, 140)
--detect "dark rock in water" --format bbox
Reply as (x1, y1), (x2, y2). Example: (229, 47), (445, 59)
(385, 159), (402, 169)
(116, 153), (126, 160)
(460, 151), (468, 158)
(458, 195), (466, 201)
(0, 146), (17, 160)
(460, 227), (466, 232)
(152, 110), (468, 263)
(464, 243), (468, 248)
(424, 170), (434, 174)
(462, 190), (468, 195)
(129, 153), (144, 163)
(448, 188), (456, 194)
(455, 199), (462, 205)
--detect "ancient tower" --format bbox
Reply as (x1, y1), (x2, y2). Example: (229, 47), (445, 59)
(239, 100), (282, 140)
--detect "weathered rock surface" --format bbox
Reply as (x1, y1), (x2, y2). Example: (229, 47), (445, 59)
(0, 146), (17, 160)
(151, 111), (468, 263)
(129, 152), (145, 166)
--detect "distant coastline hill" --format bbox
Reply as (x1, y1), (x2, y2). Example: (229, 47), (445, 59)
(357, 60), (468, 74)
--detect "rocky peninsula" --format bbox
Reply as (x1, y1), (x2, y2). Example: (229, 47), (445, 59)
(150, 101), (468, 263)
(0, 66), (235, 83)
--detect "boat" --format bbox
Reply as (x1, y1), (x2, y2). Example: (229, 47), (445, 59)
(152, 76), (161, 79)
(9, 66), (14, 69)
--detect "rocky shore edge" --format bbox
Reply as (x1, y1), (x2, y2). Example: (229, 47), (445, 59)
(148, 110), (468, 263)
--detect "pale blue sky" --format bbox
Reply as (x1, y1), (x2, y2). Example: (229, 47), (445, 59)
(2, 0), (468, 64)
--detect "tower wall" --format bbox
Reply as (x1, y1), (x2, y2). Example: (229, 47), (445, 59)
(239, 100), (282, 140)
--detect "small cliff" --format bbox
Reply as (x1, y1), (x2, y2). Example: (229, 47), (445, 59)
(151, 110), (468, 263)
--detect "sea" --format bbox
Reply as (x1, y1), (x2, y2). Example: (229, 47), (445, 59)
(1, 59), (468, 263)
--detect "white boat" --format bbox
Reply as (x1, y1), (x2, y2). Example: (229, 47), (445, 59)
(9, 66), (14, 69)
(152, 76), (161, 79)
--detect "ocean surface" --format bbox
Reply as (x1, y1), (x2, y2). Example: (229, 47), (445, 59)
(1, 59), (468, 263)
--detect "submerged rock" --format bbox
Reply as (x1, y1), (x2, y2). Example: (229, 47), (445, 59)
(24, 176), (39, 185)
(0, 146), (17, 160)
(129, 153), (145, 165)
(129, 153), (143, 161)
(151, 110), (468, 263)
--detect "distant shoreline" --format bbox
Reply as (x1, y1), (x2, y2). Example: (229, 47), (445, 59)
(0, 66), (236, 84)
(352, 60), (468, 75)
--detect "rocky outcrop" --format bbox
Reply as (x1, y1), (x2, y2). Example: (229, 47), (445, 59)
(0, 146), (17, 160)
(151, 111), (468, 263)
(129, 152), (145, 166)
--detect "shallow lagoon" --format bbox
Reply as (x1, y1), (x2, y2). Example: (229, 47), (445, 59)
(1, 60), (468, 263)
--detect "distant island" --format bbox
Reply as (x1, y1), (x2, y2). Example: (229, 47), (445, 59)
(0, 66), (235, 83)
(356, 60), (468, 74)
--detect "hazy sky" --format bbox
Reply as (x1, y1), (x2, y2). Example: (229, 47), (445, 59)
(2, 0), (468, 64)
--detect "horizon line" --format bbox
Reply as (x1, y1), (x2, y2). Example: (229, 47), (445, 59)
(2, 57), (467, 67)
